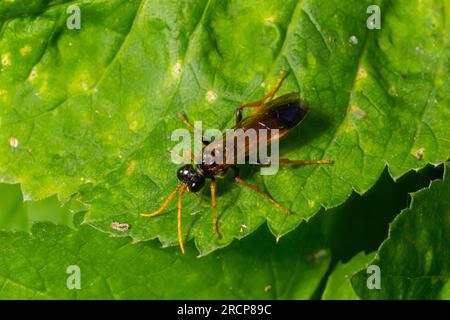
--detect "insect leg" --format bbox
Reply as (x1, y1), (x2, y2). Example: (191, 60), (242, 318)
(242, 68), (286, 109)
(177, 113), (210, 145)
(278, 159), (334, 165)
(256, 158), (334, 165)
(232, 166), (289, 213)
(235, 68), (286, 124)
(177, 184), (188, 255)
(210, 177), (220, 239)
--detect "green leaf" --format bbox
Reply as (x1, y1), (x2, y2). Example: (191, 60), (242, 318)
(0, 212), (330, 299)
(0, 183), (80, 232)
(0, 0), (448, 254)
(322, 252), (375, 300)
(351, 164), (450, 299)
(0, 162), (443, 299)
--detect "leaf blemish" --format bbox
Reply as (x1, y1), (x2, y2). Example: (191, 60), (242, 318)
(356, 67), (367, 80)
(1, 53), (11, 66)
(265, 16), (275, 24)
(388, 85), (398, 96)
(9, 137), (19, 149)
(206, 90), (218, 103)
(28, 67), (38, 81)
(415, 148), (425, 160)
(348, 35), (358, 45)
(20, 45), (32, 55)
(110, 221), (131, 232)
(307, 249), (328, 263)
(349, 105), (366, 119)
(126, 160), (137, 176)
(172, 61), (182, 75)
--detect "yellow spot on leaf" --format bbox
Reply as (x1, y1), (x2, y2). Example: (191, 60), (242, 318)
(415, 148), (425, 160)
(126, 160), (137, 176)
(28, 67), (38, 81)
(265, 16), (275, 24)
(388, 85), (398, 96)
(172, 61), (182, 76)
(343, 119), (355, 132)
(20, 45), (32, 55)
(356, 67), (367, 81)
(1, 53), (11, 66)
(264, 285), (272, 292)
(129, 120), (139, 131)
(9, 137), (19, 148)
(206, 90), (217, 103)
(349, 104), (366, 119)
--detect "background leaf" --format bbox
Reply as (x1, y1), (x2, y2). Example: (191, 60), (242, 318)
(322, 252), (375, 300)
(0, 183), (80, 232)
(0, 215), (331, 299)
(0, 0), (448, 254)
(350, 164), (449, 299)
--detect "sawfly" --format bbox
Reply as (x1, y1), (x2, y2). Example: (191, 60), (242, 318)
(141, 68), (333, 254)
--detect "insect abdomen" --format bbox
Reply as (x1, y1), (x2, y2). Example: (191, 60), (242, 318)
(270, 100), (307, 129)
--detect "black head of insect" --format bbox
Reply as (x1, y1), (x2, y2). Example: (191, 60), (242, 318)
(177, 164), (205, 192)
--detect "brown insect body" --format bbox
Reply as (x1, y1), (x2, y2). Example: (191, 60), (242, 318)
(197, 92), (307, 177)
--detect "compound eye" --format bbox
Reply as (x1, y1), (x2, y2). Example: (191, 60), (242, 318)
(177, 165), (192, 181)
(189, 177), (205, 192)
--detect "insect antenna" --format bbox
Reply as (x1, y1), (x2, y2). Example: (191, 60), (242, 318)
(141, 181), (184, 217)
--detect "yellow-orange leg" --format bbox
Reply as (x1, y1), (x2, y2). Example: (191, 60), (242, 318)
(278, 159), (334, 165)
(243, 68), (286, 109)
(236, 68), (286, 124)
(140, 182), (184, 217)
(178, 113), (195, 131)
(234, 176), (289, 213)
(210, 178), (220, 239)
(177, 184), (188, 255)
